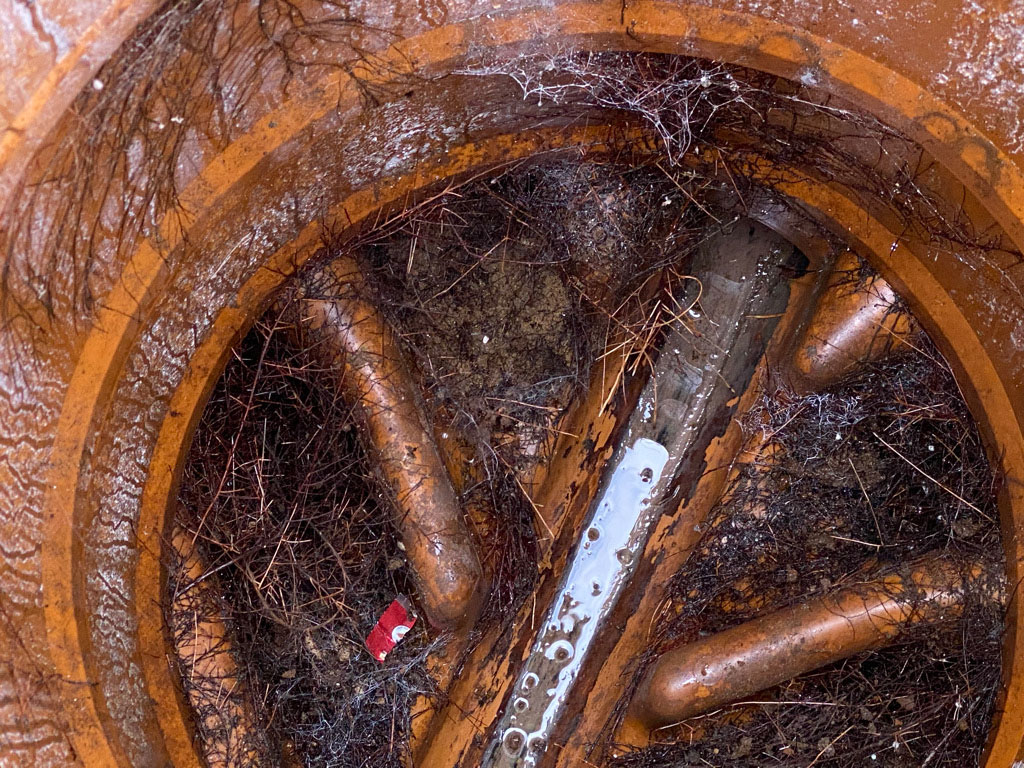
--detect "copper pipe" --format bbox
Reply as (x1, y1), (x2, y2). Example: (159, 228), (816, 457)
(168, 527), (266, 767)
(294, 256), (485, 630)
(631, 553), (1004, 728)
(790, 251), (917, 392)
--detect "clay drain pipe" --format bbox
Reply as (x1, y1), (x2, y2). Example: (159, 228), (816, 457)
(291, 255), (486, 630)
(789, 250), (918, 393)
(630, 553), (1005, 728)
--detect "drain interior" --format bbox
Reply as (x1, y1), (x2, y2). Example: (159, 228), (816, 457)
(167, 52), (1007, 768)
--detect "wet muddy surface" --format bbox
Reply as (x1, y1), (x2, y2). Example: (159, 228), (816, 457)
(4, 0), (1024, 763)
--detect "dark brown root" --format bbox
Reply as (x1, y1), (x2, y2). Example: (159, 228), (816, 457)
(174, 312), (445, 768)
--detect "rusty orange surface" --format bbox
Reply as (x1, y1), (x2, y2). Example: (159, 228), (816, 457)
(294, 256), (485, 630)
(2, 2), (1024, 767)
(790, 250), (918, 392)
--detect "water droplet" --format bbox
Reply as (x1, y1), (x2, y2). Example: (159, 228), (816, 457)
(522, 673), (539, 691)
(528, 734), (548, 753)
(616, 548), (634, 565)
(502, 728), (527, 757)
(587, 527), (600, 541)
(545, 639), (574, 662)
(514, 697), (529, 713)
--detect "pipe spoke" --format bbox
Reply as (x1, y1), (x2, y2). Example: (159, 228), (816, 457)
(291, 255), (487, 631)
(412, 220), (797, 766)
(630, 553), (1005, 728)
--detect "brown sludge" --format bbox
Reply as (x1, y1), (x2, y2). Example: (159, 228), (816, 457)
(630, 553), (1005, 728)
(293, 255), (486, 630)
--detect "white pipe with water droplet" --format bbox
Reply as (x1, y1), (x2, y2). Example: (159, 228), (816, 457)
(486, 438), (670, 766)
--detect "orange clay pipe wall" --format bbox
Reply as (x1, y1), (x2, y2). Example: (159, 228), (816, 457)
(292, 256), (486, 630)
(4, 1), (1024, 767)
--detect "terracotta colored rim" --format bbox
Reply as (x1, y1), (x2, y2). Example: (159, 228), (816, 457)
(32, 4), (1024, 766)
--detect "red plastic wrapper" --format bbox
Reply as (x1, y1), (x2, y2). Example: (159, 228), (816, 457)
(365, 596), (417, 662)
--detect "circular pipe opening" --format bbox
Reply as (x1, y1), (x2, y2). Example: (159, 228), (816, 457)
(5, 4), (1024, 768)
